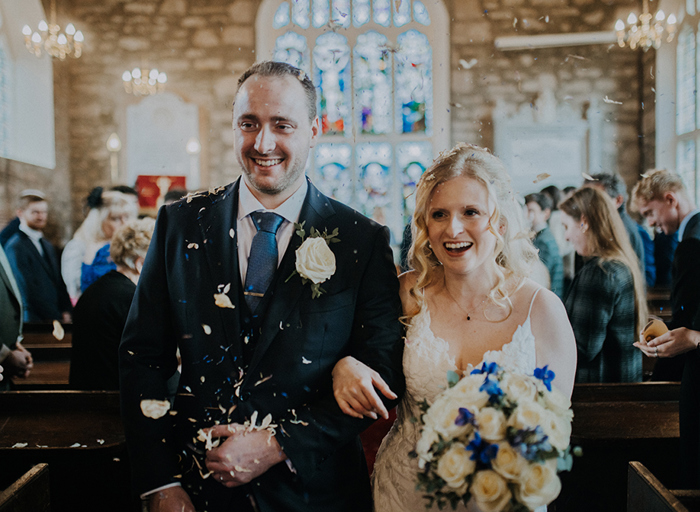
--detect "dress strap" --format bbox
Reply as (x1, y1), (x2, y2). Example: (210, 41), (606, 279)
(527, 287), (543, 319)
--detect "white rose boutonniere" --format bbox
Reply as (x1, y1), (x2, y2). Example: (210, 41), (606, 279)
(286, 221), (339, 299)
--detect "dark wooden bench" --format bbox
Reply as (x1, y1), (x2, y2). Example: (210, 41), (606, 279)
(0, 391), (138, 512)
(555, 382), (680, 512)
(0, 464), (50, 512)
(628, 461), (700, 512)
(12, 323), (72, 390)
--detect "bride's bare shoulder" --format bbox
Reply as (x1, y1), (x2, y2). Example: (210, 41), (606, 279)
(398, 270), (420, 312)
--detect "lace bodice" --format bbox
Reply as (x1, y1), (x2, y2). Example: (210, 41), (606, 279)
(372, 291), (542, 512)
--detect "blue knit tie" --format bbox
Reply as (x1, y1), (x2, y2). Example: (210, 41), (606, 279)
(244, 212), (284, 312)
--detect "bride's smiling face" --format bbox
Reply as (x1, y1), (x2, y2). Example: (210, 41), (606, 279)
(426, 176), (499, 276)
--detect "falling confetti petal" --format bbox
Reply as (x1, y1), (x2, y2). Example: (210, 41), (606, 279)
(214, 291), (235, 309)
(533, 173), (551, 183)
(187, 243), (199, 249)
(458, 58), (478, 69)
(97, 439), (105, 445)
(302, 357), (312, 364)
(603, 96), (623, 105)
(582, 173), (598, 181)
(52, 320), (64, 341)
(229, 228), (235, 238)
(12, 443), (28, 448)
(202, 324), (212, 335)
(70, 443), (82, 448)
(140, 399), (171, 419)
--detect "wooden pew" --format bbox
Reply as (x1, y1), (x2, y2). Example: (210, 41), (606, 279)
(555, 382), (680, 512)
(12, 323), (72, 390)
(0, 391), (138, 512)
(0, 464), (50, 512)
(628, 461), (691, 512)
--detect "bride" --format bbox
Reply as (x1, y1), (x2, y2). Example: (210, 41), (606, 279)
(332, 144), (577, 512)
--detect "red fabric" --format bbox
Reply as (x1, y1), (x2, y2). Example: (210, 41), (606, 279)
(360, 408), (397, 476)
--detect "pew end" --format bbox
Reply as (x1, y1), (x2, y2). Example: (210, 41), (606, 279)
(628, 461), (700, 512)
(0, 463), (50, 512)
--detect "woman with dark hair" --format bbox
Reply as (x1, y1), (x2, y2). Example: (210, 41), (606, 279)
(560, 187), (647, 383)
(330, 144), (577, 512)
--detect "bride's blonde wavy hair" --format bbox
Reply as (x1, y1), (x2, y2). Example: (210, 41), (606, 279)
(405, 143), (539, 322)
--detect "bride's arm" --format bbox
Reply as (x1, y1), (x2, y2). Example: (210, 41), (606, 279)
(529, 286), (578, 398)
(332, 356), (397, 419)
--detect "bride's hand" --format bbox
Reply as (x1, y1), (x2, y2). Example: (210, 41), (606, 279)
(332, 356), (397, 420)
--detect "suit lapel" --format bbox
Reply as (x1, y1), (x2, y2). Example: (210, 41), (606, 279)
(198, 180), (242, 363)
(246, 181), (336, 377)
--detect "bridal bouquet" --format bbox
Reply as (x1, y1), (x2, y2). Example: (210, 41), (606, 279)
(413, 363), (574, 511)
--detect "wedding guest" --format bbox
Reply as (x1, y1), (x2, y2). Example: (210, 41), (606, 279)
(331, 143), (577, 512)
(0, 242), (32, 389)
(560, 187), (647, 383)
(5, 191), (72, 323)
(541, 184), (575, 295)
(525, 192), (564, 298)
(582, 173), (645, 276)
(69, 218), (155, 391)
(61, 187), (138, 303)
(631, 170), (700, 487)
(119, 61), (404, 512)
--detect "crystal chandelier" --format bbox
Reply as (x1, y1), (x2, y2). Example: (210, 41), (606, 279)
(615, 0), (677, 51)
(122, 68), (168, 96)
(22, 0), (83, 60)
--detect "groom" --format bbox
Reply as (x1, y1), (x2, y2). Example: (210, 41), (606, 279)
(119, 61), (405, 512)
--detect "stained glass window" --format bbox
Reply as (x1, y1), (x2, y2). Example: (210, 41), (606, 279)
(292, 0), (311, 28)
(273, 31), (310, 72)
(261, 0), (447, 244)
(354, 31), (392, 134)
(397, 141), (432, 225)
(396, 30), (432, 134)
(313, 32), (352, 135)
(357, 142), (392, 219)
(315, 143), (353, 203)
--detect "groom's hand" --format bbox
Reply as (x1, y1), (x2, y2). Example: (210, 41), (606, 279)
(204, 424), (287, 487)
(148, 486), (195, 512)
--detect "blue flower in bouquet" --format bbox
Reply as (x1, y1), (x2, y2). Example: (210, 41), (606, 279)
(511, 426), (553, 461)
(470, 361), (500, 376)
(479, 375), (504, 405)
(466, 432), (499, 467)
(454, 407), (476, 427)
(534, 365), (555, 392)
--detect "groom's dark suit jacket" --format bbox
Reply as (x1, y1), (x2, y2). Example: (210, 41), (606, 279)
(119, 178), (405, 511)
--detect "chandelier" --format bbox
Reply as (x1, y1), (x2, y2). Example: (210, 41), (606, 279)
(615, 0), (677, 51)
(22, 0), (83, 60)
(122, 68), (168, 96)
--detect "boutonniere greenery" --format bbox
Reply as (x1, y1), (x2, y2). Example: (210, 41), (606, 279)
(285, 221), (340, 299)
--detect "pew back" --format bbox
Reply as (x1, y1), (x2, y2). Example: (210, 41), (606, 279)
(0, 463), (50, 512)
(628, 461), (689, 512)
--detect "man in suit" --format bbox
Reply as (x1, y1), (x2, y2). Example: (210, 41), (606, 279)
(0, 243), (33, 390)
(524, 192), (564, 298)
(119, 61), (405, 512)
(5, 192), (72, 323)
(632, 169), (700, 487)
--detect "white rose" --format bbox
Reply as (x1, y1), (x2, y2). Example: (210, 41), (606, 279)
(475, 407), (507, 442)
(140, 399), (171, 419)
(295, 237), (336, 284)
(492, 442), (528, 481)
(508, 400), (547, 431)
(540, 410), (572, 451)
(540, 385), (573, 418)
(436, 442), (476, 490)
(501, 373), (538, 403)
(416, 428), (439, 463)
(448, 374), (490, 410)
(424, 396), (472, 439)
(470, 469), (512, 512)
(514, 460), (561, 509)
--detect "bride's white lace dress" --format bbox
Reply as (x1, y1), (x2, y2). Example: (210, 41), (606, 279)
(372, 291), (546, 512)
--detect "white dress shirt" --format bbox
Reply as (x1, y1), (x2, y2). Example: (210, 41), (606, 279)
(237, 179), (308, 285)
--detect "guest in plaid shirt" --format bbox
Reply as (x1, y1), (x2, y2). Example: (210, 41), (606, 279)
(560, 187), (648, 383)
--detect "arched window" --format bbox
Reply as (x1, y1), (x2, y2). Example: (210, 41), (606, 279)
(256, 0), (449, 244)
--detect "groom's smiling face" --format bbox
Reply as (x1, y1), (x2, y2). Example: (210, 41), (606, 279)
(233, 74), (320, 205)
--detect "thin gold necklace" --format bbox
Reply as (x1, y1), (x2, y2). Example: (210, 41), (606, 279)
(444, 284), (490, 321)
